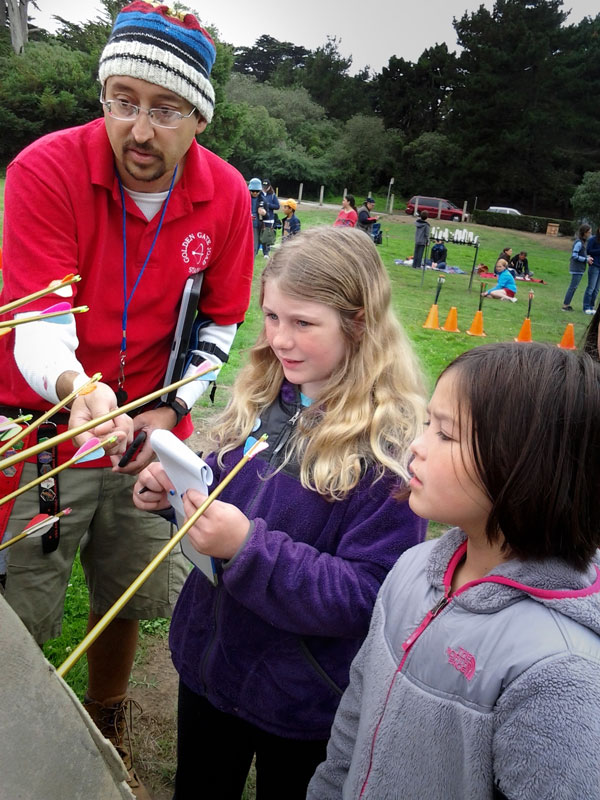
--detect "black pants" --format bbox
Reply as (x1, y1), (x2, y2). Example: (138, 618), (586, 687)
(413, 242), (426, 270)
(174, 681), (328, 800)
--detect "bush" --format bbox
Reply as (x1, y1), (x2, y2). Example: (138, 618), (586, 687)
(571, 171), (600, 230)
(0, 42), (98, 165)
(472, 210), (574, 237)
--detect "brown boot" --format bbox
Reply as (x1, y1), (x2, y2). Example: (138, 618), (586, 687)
(84, 695), (152, 800)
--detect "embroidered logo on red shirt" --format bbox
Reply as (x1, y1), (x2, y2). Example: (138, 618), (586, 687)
(181, 232), (212, 273)
(446, 646), (476, 680)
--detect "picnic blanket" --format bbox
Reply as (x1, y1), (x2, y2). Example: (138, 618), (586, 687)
(477, 271), (547, 284)
(394, 260), (466, 275)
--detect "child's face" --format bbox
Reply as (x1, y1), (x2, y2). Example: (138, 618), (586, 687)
(408, 370), (491, 538)
(282, 205), (292, 217)
(262, 279), (347, 400)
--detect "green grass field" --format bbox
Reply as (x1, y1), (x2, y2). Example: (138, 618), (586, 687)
(0, 185), (588, 696)
(218, 204), (583, 393)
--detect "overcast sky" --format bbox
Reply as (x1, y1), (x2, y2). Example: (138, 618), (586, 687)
(30, 0), (598, 73)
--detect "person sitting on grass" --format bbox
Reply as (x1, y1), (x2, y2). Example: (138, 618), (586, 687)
(510, 250), (532, 279)
(494, 247), (513, 274)
(483, 260), (517, 302)
(430, 239), (448, 270)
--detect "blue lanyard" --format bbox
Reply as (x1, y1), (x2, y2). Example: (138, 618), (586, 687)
(116, 165), (177, 395)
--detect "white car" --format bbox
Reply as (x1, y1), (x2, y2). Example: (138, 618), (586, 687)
(487, 206), (522, 215)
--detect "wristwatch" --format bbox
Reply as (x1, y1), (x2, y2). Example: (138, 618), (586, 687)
(161, 398), (189, 426)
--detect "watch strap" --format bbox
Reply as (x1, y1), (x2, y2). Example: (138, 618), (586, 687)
(161, 398), (189, 426)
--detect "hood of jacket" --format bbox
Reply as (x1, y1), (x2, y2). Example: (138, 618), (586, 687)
(427, 527), (600, 636)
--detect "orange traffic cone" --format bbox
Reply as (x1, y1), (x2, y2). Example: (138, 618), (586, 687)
(466, 310), (486, 337)
(423, 304), (440, 329)
(441, 306), (460, 332)
(514, 318), (532, 343)
(557, 322), (576, 350)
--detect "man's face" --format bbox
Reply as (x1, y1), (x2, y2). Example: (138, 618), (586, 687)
(103, 76), (207, 192)
(367, 202), (374, 211)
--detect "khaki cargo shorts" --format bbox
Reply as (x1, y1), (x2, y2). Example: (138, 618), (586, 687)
(3, 463), (188, 644)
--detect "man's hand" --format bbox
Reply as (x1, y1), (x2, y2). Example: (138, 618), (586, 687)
(112, 405), (180, 475)
(182, 489), (250, 560)
(68, 381), (132, 457)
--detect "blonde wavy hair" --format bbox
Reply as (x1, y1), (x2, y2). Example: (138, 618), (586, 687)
(205, 227), (426, 499)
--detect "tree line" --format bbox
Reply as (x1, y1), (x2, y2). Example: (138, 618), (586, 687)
(1, 0), (599, 216)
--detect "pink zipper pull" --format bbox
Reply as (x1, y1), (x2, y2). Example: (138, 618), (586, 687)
(402, 593), (450, 652)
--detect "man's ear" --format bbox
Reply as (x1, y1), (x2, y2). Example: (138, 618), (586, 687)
(195, 117), (208, 135)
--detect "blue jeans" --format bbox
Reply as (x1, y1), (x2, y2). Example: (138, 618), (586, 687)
(563, 271), (584, 306)
(583, 264), (600, 310)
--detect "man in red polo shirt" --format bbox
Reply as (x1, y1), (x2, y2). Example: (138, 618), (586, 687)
(0, 3), (253, 796)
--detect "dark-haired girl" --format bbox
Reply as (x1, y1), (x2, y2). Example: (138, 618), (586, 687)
(334, 195), (358, 228)
(309, 341), (600, 800)
(494, 246), (512, 274)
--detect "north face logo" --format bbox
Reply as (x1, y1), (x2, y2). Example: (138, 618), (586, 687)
(446, 646), (476, 680)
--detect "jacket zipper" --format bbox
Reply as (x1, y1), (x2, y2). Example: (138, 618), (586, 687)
(270, 407), (301, 461)
(400, 591), (451, 661)
(360, 544), (600, 796)
(199, 581), (224, 694)
(359, 591), (452, 798)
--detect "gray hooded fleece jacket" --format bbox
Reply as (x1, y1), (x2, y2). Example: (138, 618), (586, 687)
(307, 528), (600, 800)
(414, 216), (430, 246)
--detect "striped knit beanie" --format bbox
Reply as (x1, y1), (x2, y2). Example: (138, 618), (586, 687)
(98, 1), (216, 124)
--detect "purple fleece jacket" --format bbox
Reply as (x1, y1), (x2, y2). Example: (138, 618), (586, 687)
(169, 382), (426, 739)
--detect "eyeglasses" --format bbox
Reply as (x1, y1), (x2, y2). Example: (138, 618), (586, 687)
(100, 96), (197, 129)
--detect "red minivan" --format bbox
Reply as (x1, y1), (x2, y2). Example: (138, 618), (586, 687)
(405, 196), (468, 222)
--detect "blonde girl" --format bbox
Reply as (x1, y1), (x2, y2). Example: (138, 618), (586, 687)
(134, 226), (426, 800)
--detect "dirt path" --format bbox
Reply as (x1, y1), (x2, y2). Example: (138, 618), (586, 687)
(130, 636), (179, 800)
(128, 427), (207, 800)
(127, 423), (256, 800)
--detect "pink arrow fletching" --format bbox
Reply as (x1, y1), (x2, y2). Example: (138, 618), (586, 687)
(42, 301), (72, 314)
(194, 360), (212, 374)
(0, 420), (19, 432)
(73, 437), (105, 463)
(25, 518), (58, 538)
(25, 513), (50, 531)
